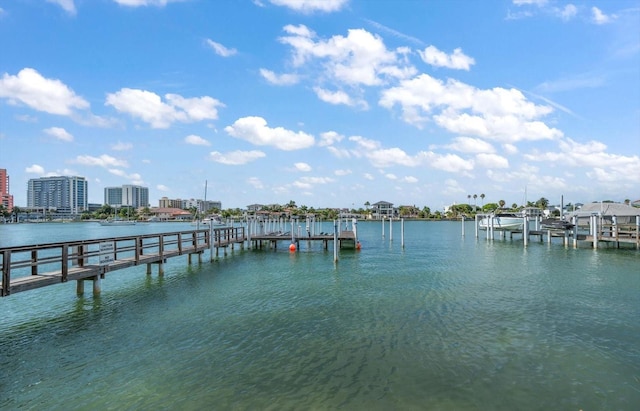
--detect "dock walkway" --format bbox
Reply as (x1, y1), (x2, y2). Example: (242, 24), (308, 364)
(1, 227), (246, 297)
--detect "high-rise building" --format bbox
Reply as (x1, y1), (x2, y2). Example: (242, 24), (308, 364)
(104, 185), (149, 208)
(27, 176), (88, 214)
(0, 168), (14, 211)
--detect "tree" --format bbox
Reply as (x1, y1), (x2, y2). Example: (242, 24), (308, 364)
(498, 200), (506, 209)
(473, 194), (478, 210)
(536, 197), (549, 209)
(11, 206), (22, 223)
(364, 201), (370, 210)
(480, 193), (485, 208)
(467, 194), (471, 204)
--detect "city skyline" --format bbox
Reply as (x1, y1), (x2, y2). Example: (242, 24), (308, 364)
(0, 1), (638, 210)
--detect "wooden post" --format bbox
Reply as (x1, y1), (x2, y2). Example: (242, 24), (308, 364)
(92, 275), (101, 295)
(76, 279), (84, 295)
(2, 250), (10, 297)
(61, 245), (68, 282)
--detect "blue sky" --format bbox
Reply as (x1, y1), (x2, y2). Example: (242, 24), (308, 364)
(0, 0), (638, 211)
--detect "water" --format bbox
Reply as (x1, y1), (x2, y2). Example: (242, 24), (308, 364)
(1, 221), (639, 410)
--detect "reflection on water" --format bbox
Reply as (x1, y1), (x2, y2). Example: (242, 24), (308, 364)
(1, 221), (639, 410)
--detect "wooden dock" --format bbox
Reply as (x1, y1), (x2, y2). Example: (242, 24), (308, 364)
(1, 227), (246, 297)
(249, 230), (358, 250)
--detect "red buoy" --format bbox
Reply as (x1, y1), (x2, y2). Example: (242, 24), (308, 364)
(289, 243), (296, 252)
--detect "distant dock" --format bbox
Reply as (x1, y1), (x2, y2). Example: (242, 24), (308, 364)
(470, 213), (640, 249)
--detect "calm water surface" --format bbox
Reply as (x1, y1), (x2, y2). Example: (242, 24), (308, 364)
(1, 221), (639, 410)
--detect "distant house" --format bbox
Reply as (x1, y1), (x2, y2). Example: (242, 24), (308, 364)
(246, 204), (264, 212)
(371, 201), (395, 219)
(148, 207), (192, 221)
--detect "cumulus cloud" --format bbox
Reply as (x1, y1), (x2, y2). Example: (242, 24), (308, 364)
(314, 87), (364, 107)
(106, 88), (224, 128)
(318, 131), (344, 146)
(224, 116), (315, 150)
(260, 69), (300, 86)
(0, 68), (89, 115)
(475, 153), (509, 168)
(26, 164), (45, 175)
(292, 176), (335, 189)
(279, 25), (410, 86)
(185, 134), (211, 146)
(247, 177), (264, 189)
(334, 169), (352, 176)
(157, 184), (170, 191)
(380, 74), (561, 142)
(206, 39), (237, 57)
(445, 137), (496, 153)
(111, 141), (133, 151)
(113, 0), (183, 7)
(403, 176), (418, 183)
(47, 0), (76, 15)
(591, 7), (614, 25)
(418, 46), (475, 70)
(209, 150), (266, 165)
(268, 0), (348, 14)
(44, 127), (73, 142)
(109, 169), (143, 184)
(73, 154), (128, 168)
(294, 162), (312, 172)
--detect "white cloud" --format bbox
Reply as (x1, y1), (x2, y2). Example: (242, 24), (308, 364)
(591, 7), (614, 25)
(25, 164), (45, 175)
(205, 39), (237, 57)
(47, 0), (76, 15)
(402, 176), (418, 183)
(513, 0), (548, 5)
(475, 153), (509, 169)
(418, 46), (475, 70)
(334, 169), (352, 176)
(0, 68), (89, 115)
(294, 162), (312, 172)
(445, 137), (495, 153)
(113, 0), (184, 7)
(185, 134), (211, 146)
(108, 169), (143, 184)
(209, 150), (266, 165)
(247, 177), (264, 189)
(557, 4), (577, 21)
(380, 74), (561, 142)
(111, 141), (133, 151)
(314, 87), (363, 107)
(269, 0), (348, 14)
(74, 154), (128, 168)
(363, 173), (374, 180)
(259, 69), (300, 86)
(385, 173), (397, 180)
(279, 25), (408, 87)
(157, 184), (170, 191)
(292, 176), (335, 189)
(225, 116), (315, 150)
(318, 131), (344, 146)
(106, 88), (224, 129)
(43, 126), (73, 142)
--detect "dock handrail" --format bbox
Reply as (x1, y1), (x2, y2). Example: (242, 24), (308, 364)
(0, 227), (249, 297)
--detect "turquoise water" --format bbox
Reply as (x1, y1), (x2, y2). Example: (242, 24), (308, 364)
(1, 221), (639, 410)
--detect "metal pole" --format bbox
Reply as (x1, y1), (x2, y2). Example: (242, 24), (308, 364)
(333, 220), (338, 262)
(401, 218), (405, 248)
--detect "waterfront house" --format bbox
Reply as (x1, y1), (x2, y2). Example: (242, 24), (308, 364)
(371, 201), (395, 220)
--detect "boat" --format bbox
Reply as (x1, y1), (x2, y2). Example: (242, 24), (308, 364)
(479, 213), (523, 230)
(540, 218), (574, 230)
(98, 219), (136, 226)
(192, 216), (226, 227)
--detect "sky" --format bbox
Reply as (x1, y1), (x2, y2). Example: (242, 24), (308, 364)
(0, 0), (639, 211)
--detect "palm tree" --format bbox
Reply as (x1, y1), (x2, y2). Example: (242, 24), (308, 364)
(480, 193), (485, 208)
(498, 200), (506, 210)
(11, 206), (22, 223)
(467, 194), (471, 205)
(473, 194), (478, 211)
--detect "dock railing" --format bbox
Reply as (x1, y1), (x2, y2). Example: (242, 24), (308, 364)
(0, 228), (238, 297)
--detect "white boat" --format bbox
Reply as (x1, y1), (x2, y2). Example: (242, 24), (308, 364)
(192, 216), (226, 227)
(479, 213), (523, 230)
(98, 219), (137, 226)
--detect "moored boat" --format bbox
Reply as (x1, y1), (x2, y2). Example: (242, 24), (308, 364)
(479, 213), (523, 230)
